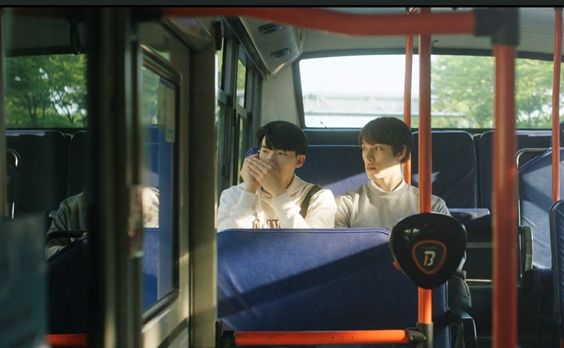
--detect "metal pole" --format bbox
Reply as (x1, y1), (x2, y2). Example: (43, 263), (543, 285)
(552, 8), (562, 202)
(0, 9), (7, 218)
(492, 44), (518, 348)
(417, 8), (433, 348)
(404, 33), (413, 185)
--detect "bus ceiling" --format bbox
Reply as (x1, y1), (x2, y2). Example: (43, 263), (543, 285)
(162, 7), (560, 77)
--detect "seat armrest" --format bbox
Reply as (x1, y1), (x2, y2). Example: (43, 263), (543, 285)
(448, 309), (477, 348)
(519, 225), (533, 275)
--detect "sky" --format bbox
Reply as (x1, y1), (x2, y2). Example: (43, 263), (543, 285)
(299, 54), (421, 97)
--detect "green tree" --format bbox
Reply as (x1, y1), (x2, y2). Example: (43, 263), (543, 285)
(432, 55), (563, 129)
(5, 54), (87, 128)
(515, 59), (554, 128)
(432, 55), (494, 128)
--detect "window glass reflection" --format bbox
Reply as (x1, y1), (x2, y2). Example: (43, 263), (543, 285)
(140, 65), (176, 311)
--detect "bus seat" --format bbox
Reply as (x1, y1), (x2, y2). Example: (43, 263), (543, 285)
(67, 131), (90, 196)
(550, 200), (564, 337)
(477, 130), (551, 209)
(217, 228), (452, 347)
(516, 147), (549, 168)
(47, 226), (165, 332)
(67, 129), (161, 196)
(411, 131), (478, 208)
(47, 235), (90, 334)
(519, 148), (564, 271)
(6, 130), (69, 229)
(295, 145), (367, 196)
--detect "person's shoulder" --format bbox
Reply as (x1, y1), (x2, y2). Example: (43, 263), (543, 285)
(219, 183), (247, 199)
(409, 185), (446, 203)
(430, 192), (447, 204)
(337, 183), (369, 201)
(61, 191), (86, 208)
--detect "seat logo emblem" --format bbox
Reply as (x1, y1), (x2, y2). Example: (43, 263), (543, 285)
(412, 240), (447, 275)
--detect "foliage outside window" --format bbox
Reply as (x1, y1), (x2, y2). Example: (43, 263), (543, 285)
(433, 56), (562, 128)
(236, 59), (246, 107)
(6, 54), (87, 128)
(299, 54), (563, 129)
(217, 43), (224, 91)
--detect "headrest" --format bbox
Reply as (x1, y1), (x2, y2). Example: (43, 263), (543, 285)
(390, 213), (467, 289)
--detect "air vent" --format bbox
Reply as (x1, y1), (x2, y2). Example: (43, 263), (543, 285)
(258, 23), (285, 35)
(270, 48), (291, 58)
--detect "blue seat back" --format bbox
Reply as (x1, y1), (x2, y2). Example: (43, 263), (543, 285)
(478, 130), (551, 209)
(519, 148), (564, 270)
(295, 145), (367, 196)
(47, 236), (90, 333)
(411, 131), (477, 208)
(551, 200), (564, 329)
(67, 131), (90, 196)
(6, 130), (69, 227)
(218, 228), (449, 347)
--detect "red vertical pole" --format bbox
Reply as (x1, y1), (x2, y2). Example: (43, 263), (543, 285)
(553, 8), (562, 202)
(418, 7), (433, 326)
(492, 44), (517, 348)
(404, 33), (413, 185)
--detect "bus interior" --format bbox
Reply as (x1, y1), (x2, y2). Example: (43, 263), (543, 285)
(1, 6), (563, 348)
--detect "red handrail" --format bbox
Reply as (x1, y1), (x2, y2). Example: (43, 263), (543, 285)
(553, 8), (562, 203)
(417, 7), (433, 325)
(404, 32), (414, 185)
(234, 329), (411, 346)
(492, 44), (518, 348)
(162, 8), (476, 37)
(47, 334), (88, 348)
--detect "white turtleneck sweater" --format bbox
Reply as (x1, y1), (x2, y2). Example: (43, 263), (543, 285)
(335, 180), (450, 229)
(216, 175), (337, 231)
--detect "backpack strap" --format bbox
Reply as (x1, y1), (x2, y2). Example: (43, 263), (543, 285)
(299, 184), (323, 218)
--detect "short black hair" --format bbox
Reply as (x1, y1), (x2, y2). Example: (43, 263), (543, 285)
(360, 117), (412, 163)
(256, 121), (308, 155)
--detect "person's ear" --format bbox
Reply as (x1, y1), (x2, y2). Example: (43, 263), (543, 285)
(397, 145), (408, 162)
(295, 154), (306, 168)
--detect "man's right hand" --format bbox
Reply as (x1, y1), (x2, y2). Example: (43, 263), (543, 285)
(241, 155), (260, 193)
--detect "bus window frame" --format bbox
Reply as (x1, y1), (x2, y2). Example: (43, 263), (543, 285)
(293, 48), (559, 130)
(216, 23), (262, 193)
(139, 44), (181, 323)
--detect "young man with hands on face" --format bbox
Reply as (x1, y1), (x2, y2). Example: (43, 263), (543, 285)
(216, 121), (336, 231)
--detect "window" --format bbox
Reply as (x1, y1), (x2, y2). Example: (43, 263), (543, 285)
(5, 54), (87, 128)
(236, 58), (247, 107)
(140, 62), (178, 312)
(434, 55), (563, 129)
(217, 37), (225, 90)
(215, 26), (261, 194)
(298, 54), (563, 129)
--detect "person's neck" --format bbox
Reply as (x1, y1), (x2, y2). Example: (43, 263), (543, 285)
(372, 171), (404, 192)
(282, 175), (295, 190)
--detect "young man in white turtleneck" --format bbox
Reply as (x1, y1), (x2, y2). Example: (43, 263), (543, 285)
(216, 121), (336, 231)
(335, 117), (449, 229)
(335, 118), (471, 314)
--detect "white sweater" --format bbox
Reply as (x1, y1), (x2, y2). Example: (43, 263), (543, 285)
(335, 180), (450, 229)
(216, 175), (337, 231)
